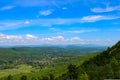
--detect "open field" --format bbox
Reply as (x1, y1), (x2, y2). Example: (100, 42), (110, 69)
(0, 65), (32, 78)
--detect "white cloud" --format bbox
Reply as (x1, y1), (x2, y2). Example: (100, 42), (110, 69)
(67, 29), (99, 34)
(26, 34), (38, 39)
(24, 21), (30, 25)
(0, 5), (15, 10)
(0, 19), (80, 30)
(80, 15), (120, 23)
(0, 33), (38, 45)
(0, 33), (114, 46)
(0, 20), (26, 30)
(0, 15), (119, 30)
(70, 37), (81, 41)
(39, 10), (53, 16)
(44, 36), (64, 42)
(51, 36), (64, 41)
(91, 6), (120, 13)
(0, 33), (22, 40)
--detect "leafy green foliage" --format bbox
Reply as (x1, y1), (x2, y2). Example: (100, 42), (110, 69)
(7, 75), (13, 80)
(67, 64), (78, 80)
(20, 75), (27, 80)
(58, 41), (120, 80)
(0, 46), (105, 70)
(0, 45), (107, 80)
(80, 41), (120, 80)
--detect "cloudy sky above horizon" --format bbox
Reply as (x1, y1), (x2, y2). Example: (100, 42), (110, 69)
(0, 0), (120, 46)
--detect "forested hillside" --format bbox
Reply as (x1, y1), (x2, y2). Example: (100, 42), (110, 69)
(58, 41), (120, 80)
(0, 46), (105, 69)
(1, 42), (119, 80)
(0, 45), (105, 79)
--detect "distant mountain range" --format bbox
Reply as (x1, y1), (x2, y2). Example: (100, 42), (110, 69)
(0, 44), (108, 48)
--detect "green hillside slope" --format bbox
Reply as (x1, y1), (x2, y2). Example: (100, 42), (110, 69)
(58, 41), (120, 80)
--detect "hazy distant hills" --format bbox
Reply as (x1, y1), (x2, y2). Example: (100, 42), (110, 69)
(0, 45), (106, 66)
(0, 44), (107, 55)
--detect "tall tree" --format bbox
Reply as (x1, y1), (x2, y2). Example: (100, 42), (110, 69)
(67, 64), (78, 80)
(20, 75), (27, 80)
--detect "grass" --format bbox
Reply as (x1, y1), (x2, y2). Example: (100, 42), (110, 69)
(0, 64), (32, 78)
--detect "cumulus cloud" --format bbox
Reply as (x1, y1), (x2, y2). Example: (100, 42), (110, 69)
(70, 37), (81, 41)
(91, 6), (120, 13)
(26, 34), (38, 39)
(0, 33), (106, 46)
(0, 5), (15, 10)
(0, 33), (38, 45)
(0, 33), (22, 40)
(49, 36), (64, 41)
(43, 36), (64, 43)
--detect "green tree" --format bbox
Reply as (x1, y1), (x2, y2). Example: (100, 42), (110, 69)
(49, 73), (54, 80)
(111, 57), (120, 78)
(67, 64), (78, 80)
(20, 75), (27, 80)
(41, 76), (49, 80)
(7, 75), (13, 80)
(79, 72), (89, 80)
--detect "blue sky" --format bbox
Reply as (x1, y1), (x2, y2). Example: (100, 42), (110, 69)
(0, 0), (120, 46)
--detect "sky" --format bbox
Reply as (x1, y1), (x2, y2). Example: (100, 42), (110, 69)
(0, 0), (120, 46)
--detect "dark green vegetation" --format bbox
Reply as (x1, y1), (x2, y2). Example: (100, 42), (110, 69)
(0, 46), (105, 70)
(58, 41), (120, 80)
(1, 43), (119, 80)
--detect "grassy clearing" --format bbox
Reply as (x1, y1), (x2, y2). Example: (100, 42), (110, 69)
(0, 64), (32, 78)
